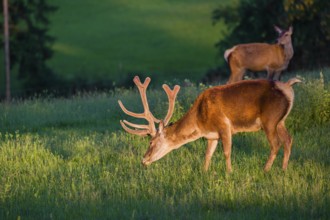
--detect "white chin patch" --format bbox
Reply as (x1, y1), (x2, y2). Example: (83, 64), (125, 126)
(151, 146), (172, 163)
(142, 160), (152, 166)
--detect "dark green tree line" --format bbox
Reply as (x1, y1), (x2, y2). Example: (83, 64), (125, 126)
(1, 0), (57, 96)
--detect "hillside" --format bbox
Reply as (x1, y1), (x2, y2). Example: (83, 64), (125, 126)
(48, 0), (228, 84)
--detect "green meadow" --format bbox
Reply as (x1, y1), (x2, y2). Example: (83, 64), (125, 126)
(0, 69), (329, 219)
(48, 0), (227, 84)
(0, 0), (329, 219)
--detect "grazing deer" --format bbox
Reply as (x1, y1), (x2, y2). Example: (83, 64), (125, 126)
(118, 76), (301, 172)
(224, 26), (294, 84)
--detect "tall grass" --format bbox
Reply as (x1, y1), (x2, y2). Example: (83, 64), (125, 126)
(0, 69), (329, 219)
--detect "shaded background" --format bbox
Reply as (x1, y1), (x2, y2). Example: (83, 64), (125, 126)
(1, 0), (330, 97)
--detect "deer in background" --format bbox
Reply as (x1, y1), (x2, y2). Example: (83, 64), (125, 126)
(224, 26), (294, 84)
(118, 76), (301, 172)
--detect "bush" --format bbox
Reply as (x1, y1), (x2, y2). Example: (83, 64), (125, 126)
(289, 72), (330, 131)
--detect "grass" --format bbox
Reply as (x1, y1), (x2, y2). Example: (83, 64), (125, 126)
(0, 69), (329, 219)
(47, 0), (228, 84)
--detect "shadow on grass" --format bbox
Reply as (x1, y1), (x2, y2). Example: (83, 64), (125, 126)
(1, 192), (328, 219)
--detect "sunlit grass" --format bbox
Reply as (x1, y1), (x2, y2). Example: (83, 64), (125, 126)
(0, 69), (329, 219)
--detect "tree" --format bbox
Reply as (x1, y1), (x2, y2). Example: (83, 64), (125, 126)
(213, 0), (330, 72)
(283, 0), (330, 68)
(3, 0), (10, 101)
(213, 0), (286, 49)
(1, 0), (57, 96)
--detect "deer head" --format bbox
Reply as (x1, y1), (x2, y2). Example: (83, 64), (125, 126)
(118, 76), (180, 165)
(275, 25), (293, 45)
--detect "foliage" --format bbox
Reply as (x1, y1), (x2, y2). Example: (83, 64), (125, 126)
(213, 0), (286, 47)
(284, 0), (330, 68)
(0, 69), (329, 219)
(0, 0), (58, 96)
(289, 71), (330, 130)
(213, 0), (330, 71)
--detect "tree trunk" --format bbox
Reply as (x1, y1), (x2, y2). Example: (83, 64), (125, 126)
(3, 0), (11, 102)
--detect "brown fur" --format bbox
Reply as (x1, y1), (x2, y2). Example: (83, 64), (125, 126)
(225, 26), (293, 84)
(142, 78), (301, 172)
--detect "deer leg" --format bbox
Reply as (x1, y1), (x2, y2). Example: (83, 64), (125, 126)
(204, 139), (218, 171)
(277, 121), (293, 170)
(273, 71), (282, 81)
(263, 126), (281, 172)
(227, 59), (245, 84)
(221, 129), (233, 173)
(227, 69), (245, 84)
(267, 70), (275, 80)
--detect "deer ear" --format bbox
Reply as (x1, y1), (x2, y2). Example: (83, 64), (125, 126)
(158, 121), (164, 133)
(274, 25), (282, 34)
(288, 26), (293, 34)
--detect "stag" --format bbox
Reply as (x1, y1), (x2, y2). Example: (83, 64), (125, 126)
(118, 76), (300, 172)
(224, 26), (294, 84)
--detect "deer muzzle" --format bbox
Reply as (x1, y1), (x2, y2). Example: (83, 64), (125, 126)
(142, 158), (152, 166)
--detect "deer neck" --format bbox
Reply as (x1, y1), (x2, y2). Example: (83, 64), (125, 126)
(164, 110), (202, 148)
(280, 41), (294, 61)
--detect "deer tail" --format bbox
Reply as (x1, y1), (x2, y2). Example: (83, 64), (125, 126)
(286, 77), (302, 86)
(224, 46), (236, 62)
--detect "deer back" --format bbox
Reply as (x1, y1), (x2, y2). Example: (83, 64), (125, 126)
(193, 79), (294, 134)
(228, 43), (286, 72)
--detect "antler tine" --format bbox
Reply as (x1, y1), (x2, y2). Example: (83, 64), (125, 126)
(162, 84), (181, 126)
(133, 76), (150, 88)
(118, 76), (158, 137)
(121, 120), (150, 130)
(118, 100), (146, 119)
(120, 120), (150, 137)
